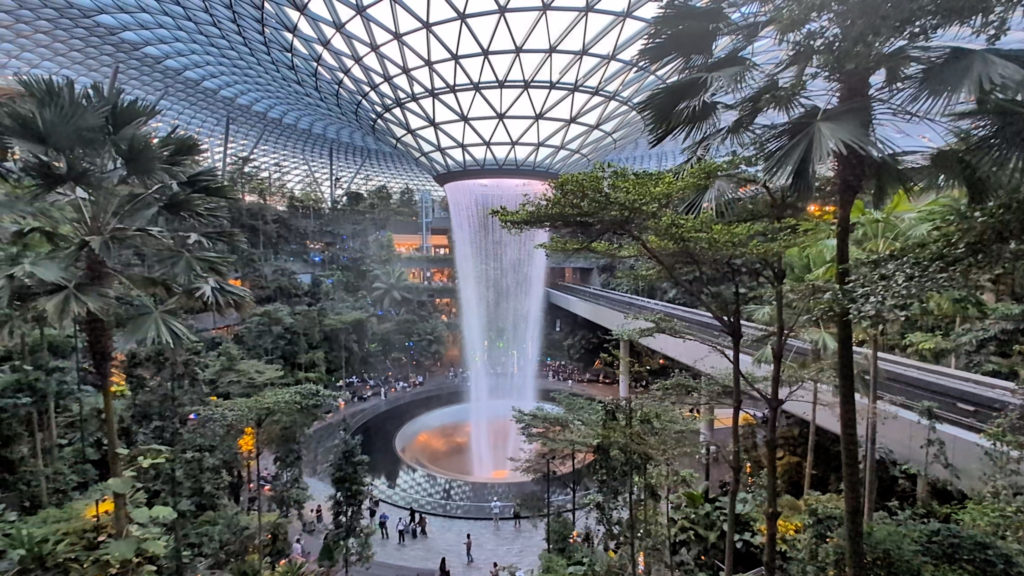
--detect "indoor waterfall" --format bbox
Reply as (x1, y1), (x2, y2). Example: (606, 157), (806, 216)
(445, 178), (549, 478)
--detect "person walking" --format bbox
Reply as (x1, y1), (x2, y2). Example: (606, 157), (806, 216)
(315, 504), (324, 527)
(396, 517), (407, 544)
(464, 533), (474, 564)
(490, 561), (501, 576)
(490, 497), (502, 527)
(417, 513), (428, 537)
(512, 502), (521, 528)
(291, 536), (304, 561)
(378, 511), (390, 539)
(368, 500), (377, 523)
(438, 557), (451, 576)
(304, 508), (316, 533)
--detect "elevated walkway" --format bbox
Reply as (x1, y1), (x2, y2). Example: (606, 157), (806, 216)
(547, 283), (1021, 488)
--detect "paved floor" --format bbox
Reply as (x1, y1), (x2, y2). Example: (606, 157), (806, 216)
(294, 379), (619, 575)
(296, 477), (547, 575)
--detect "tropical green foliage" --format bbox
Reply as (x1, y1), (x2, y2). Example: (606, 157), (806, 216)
(0, 73), (454, 576)
(319, 428), (374, 576)
(0, 74), (252, 537)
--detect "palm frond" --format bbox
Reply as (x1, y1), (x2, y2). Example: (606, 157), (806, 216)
(159, 167), (234, 223)
(800, 325), (837, 356)
(39, 283), (112, 327)
(0, 76), (106, 156)
(116, 272), (177, 299)
(105, 93), (160, 137)
(677, 175), (764, 216)
(864, 153), (913, 208)
(190, 277), (252, 313)
(953, 95), (1024, 192)
(156, 128), (204, 170)
(123, 303), (196, 349)
(116, 128), (165, 182)
(761, 104), (876, 199)
(907, 46), (1024, 114)
(638, 2), (733, 70)
(639, 77), (723, 146)
(744, 303), (774, 324)
(150, 250), (234, 284)
(2, 257), (70, 285)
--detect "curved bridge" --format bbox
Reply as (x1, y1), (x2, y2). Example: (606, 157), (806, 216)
(547, 282), (1021, 488)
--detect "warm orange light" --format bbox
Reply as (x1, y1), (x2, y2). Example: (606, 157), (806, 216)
(228, 278), (243, 287)
(490, 469), (510, 479)
(238, 427), (256, 460)
(807, 203), (837, 218)
(84, 496), (115, 519)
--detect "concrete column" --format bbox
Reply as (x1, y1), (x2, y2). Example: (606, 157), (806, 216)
(699, 404), (715, 445)
(700, 403), (715, 487)
(618, 339), (630, 398)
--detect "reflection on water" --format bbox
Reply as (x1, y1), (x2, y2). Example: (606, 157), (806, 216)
(400, 419), (531, 483)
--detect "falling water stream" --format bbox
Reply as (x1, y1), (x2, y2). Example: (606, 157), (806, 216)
(445, 178), (549, 479)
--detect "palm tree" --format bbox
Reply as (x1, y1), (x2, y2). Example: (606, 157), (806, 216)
(0, 74), (250, 535)
(638, 2), (1023, 573)
(370, 265), (414, 313)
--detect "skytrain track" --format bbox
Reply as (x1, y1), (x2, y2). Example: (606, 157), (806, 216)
(549, 283), (1019, 433)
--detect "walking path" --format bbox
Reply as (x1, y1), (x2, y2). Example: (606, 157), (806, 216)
(297, 477), (547, 575)
(295, 378), (618, 575)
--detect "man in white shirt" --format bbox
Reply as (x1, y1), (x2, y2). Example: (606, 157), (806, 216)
(490, 498), (502, 527)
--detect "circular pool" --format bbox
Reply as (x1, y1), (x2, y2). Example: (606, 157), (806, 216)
(395, 402), (540, 483)
(341, 387), (588, 519)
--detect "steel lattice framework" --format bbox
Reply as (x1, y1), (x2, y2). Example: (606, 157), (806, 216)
(0, 0), (683, 196)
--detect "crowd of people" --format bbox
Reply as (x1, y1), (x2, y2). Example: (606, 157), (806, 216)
(363, 492), (531, 575)
(544, 360), (586, 383)
(343, 372), (427, 402)
(367, 496), (431, 544)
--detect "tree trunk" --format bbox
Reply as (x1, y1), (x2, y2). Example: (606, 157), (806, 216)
(255, 424), (264, 575)
(31, 409), (49, 508)
(803, 381), (818, 498)
(916, 472), (930, 506)
(763, 272), (786, 576)
(38, 321), (58, 466)
(83, 310), (128, 536)
(73, 322), (88, 463)
(47, 387), (58, 465)
(833, 70), (871, 576)
(665, 482), (672, 569)
(724, 323), (743, 576)
(81, 251), (129, 536)
(863, 333), (880, 524)
(571, 448), (577, 527)
(169, 352), (185, 576)
(38, 319), (47, 363)
(917, 427), (932, 506)
(627, 399), (638, 576)
(950, 315), (960, 370)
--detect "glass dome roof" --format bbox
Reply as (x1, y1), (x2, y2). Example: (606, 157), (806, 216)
(0, 0), (682, 192)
